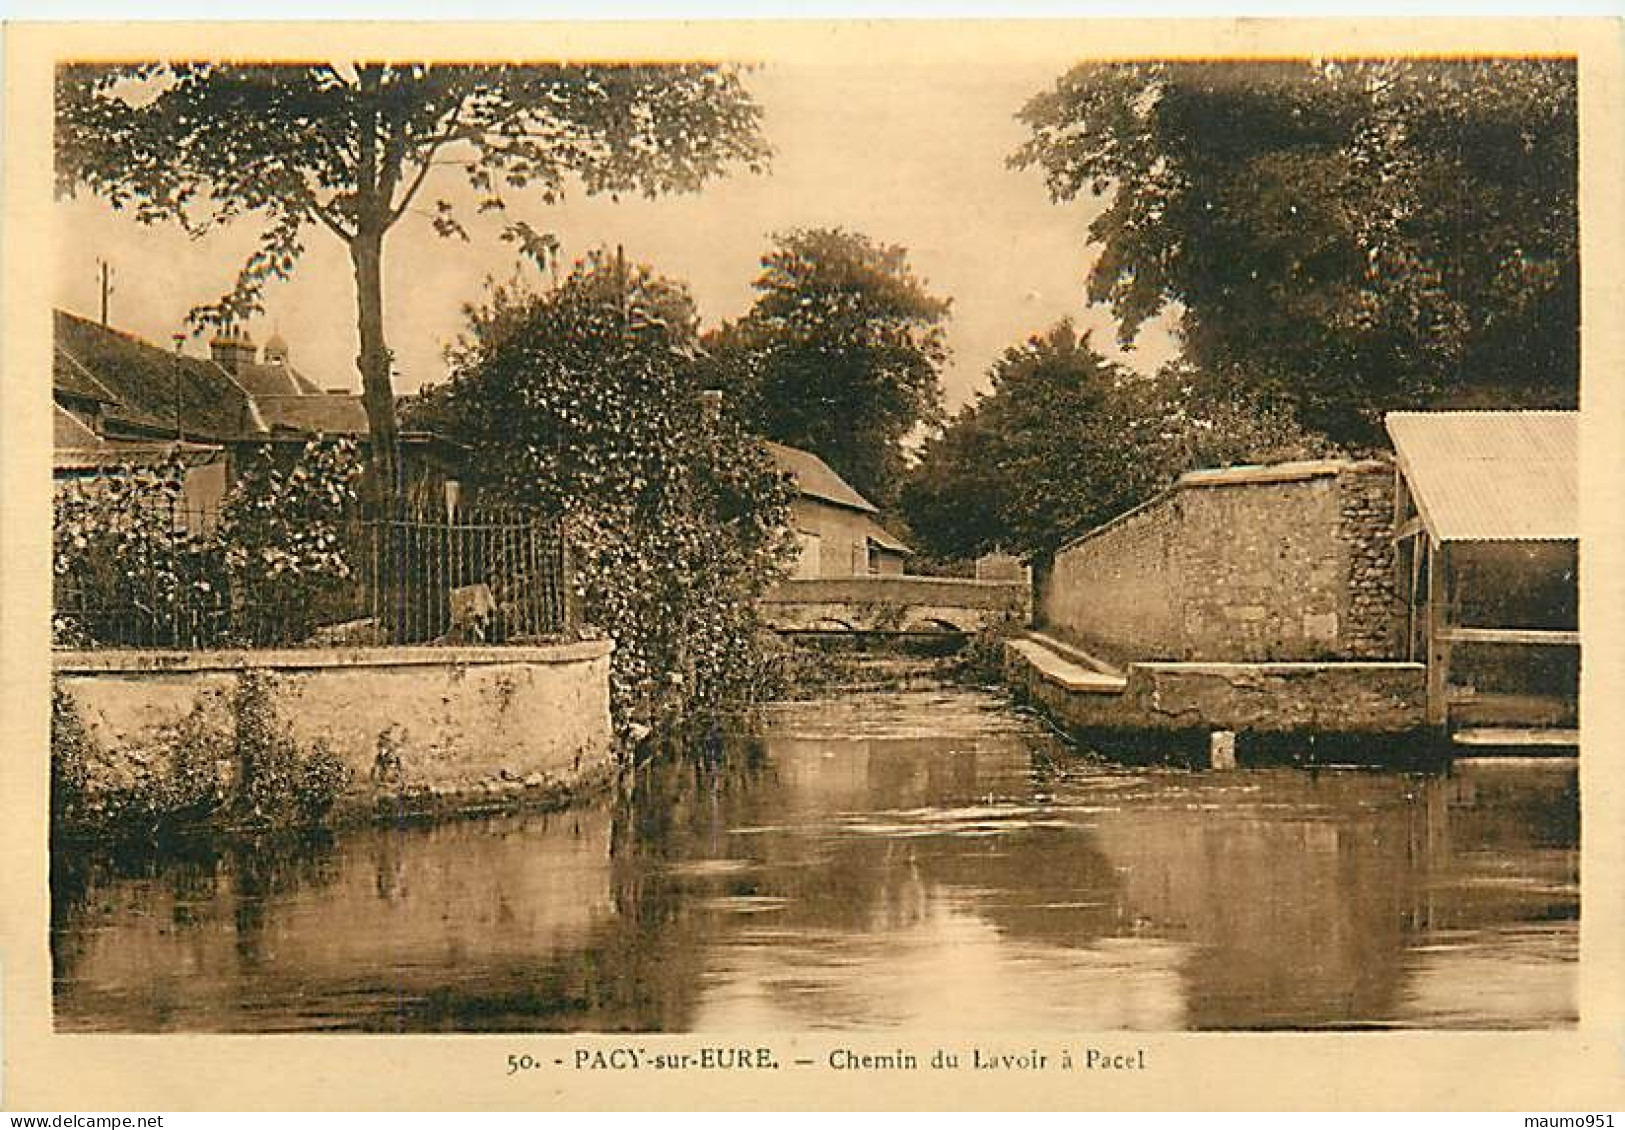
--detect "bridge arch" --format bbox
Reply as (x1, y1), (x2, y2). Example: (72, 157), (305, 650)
(902, 615), (969, 634)
(809, 616), (857, 632)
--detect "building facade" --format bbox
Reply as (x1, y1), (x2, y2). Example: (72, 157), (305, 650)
(765, 441), (909, 579)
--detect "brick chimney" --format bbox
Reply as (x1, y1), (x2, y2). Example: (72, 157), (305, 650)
(209, 326), (257, 374)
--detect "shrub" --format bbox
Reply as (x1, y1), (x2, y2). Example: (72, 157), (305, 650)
(52, 440), (362, 648)
(50, 673), (350, 836)
(232, 672), (351, 825)
(408, 256), (796, 737)
(53, 461), (225, 647)
(216, 439), (363, 643)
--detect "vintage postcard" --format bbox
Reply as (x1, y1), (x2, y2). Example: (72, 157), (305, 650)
(2, 18), (1623, 1112)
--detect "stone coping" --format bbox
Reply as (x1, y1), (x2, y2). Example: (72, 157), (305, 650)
(1178, 458), (1389, 490)
(52, 638), (613, 674)
(766, 574), (1027, 592)
(1051, 457), (1392, 558)
(1137, 660), (1425, 674)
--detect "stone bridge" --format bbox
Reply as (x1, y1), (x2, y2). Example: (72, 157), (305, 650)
(760, 576), (1030, 635)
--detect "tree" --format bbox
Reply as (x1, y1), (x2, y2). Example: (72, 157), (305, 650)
(406, 254), (794, 732)
(702, 227), (950, 507)
(56, 62), (769, 499)
(900, 322), (1323, 560)
(1012, 59), (1577, 447)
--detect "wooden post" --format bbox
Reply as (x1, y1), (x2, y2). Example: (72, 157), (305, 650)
(1426, 540), (1452, 729)
(1394, 465), (1419, 661)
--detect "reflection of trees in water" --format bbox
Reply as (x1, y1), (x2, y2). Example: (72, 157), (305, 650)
(51, 830), (339, 1006)
(388, 738), (783, 1032)
(1079, 765), (1578, 1029)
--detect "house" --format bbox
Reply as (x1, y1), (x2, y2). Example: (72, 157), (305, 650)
(53, 309), (470, 515)
(1386, 410), (1579, 745)
(765, 441), (910, 578)
(53, 309), (253, 515)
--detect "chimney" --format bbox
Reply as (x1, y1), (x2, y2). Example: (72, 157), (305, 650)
(209, 326), (257, 374)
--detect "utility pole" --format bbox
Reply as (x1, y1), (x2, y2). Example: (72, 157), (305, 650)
(172, 334), (186, 440)
(97, 260), (115, 326)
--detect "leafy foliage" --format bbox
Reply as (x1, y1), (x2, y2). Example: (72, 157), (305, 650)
(702, 227), (950, 507)
(53, 441), (361, 647)
(217, 439), (364, 641)
(53, 463), (226, 647)
(900, 322), (1325, 560)
(233, 673), (351, 826)
(406, 253), (796, 733)
(56, 62), (770, 495)
(1013, 59), (1578, 446)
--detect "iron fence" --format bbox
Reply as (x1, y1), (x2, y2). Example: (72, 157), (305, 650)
(363, 507), (570, 645)
(53, 498), (570, 650)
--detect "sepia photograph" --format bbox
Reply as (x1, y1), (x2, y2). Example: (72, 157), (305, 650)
(5, 15), (1623, 1112)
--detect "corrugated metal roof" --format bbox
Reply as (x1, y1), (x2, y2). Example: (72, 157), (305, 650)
(1386, 410), (1577, 542)
(764, 440), (878, 514)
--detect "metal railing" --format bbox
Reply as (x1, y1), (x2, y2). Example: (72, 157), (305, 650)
(362, 506), (570, 645)
(54, 499), (570, 650)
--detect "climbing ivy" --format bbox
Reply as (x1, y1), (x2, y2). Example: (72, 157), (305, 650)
(408, 253), (796, 735)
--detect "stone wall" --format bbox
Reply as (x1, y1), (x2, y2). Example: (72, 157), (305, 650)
(53, 641), (615, 810)
(1004, 641), (1427, 738)
(1338, 464), (1403, 658)
(1041, 497), (1181, 660)
(1038, 460), (1399, 662)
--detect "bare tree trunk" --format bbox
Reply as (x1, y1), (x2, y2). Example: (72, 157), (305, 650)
(351, 226), (399, 510)
(352, 64), (400, 512)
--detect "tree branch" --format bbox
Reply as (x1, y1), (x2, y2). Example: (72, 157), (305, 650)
(310, 197), (356, 242)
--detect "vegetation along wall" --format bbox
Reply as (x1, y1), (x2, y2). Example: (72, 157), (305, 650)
(53, 641), (615, 823)
(1038, 460), (1399, 662)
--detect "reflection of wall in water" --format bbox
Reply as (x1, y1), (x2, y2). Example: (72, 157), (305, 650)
(54, 810), (619, 1032)
(1085, 767), (1577, 1029)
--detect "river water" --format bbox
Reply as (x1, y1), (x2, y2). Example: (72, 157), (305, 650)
(52, 687), (1578, 1032)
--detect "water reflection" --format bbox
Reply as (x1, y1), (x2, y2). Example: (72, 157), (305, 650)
(52, 689), (1578, 1032)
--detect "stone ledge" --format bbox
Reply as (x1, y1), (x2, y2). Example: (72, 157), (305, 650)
(1142, 660), (1424, 675)
(52, 638), (613, 674)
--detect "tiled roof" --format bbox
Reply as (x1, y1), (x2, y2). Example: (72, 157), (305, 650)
(764, 440), (878, 514)
(863, 516), (911, 554)
(253, 393), (370, 436)
(54, 403), (223, 470)
(52, 345), (121, 405)
(229, 361), (325, 398)
(1386, 410), (1578, 542)
(54, 404), (104, 448)
(54, 310), (263, 441)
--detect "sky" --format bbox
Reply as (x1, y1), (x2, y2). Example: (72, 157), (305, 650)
(54, 56), (1181, 412)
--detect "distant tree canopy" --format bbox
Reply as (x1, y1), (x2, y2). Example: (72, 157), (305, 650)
(56, 62), (769, 498)
(404, 254), (793, 731)
(900, 323), (1325, 560)
(1012, 59), (1578, 448)
(702, 227), (950, 508)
